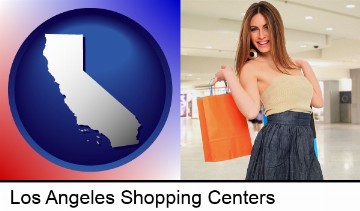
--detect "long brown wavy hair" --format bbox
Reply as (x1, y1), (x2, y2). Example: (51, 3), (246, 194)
(235, 1), (298, 76)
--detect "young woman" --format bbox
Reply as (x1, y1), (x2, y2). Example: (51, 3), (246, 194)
(211, 1), (323, 180)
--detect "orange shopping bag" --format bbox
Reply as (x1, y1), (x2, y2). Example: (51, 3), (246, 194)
(197, 84), (252, 162)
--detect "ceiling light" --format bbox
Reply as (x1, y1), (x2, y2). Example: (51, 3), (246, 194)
(300, 45), (307, 48)
(205, 46), (213, 49)
(346, 4), (355, 8)
(305, 16), (313, 20)
(326, 27), (333, 31)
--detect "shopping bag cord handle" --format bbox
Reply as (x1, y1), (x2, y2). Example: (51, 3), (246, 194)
(209, 79), (228, 96)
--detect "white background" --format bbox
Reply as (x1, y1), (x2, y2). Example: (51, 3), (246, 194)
(1, 182), (359, 210)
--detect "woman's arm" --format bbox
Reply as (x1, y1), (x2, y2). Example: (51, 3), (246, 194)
(211, 65), (261, 119)
(295, 59), (324, 108)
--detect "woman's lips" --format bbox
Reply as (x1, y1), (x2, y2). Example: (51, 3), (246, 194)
(257, 40), (269, 46)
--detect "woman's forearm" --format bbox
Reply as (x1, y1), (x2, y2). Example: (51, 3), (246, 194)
(220, 68), (260, 119)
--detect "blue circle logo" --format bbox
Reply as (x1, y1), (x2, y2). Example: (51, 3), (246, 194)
(9, 8), (172, 171)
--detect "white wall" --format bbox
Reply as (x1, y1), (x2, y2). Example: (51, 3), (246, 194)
(314, 68), (350, 81)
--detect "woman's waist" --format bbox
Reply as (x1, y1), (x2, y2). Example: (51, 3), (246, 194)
(266, 111), (311, 126)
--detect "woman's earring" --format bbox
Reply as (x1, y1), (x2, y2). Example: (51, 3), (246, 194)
(249, 49), (257, 60)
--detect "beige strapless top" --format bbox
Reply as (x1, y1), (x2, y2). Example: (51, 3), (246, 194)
(261, 75), (313, 116)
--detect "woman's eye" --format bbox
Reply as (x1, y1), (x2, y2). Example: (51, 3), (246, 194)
(251, 28), (258, 32)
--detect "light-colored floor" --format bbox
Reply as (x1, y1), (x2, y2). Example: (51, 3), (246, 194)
(181, 117), (360, 180)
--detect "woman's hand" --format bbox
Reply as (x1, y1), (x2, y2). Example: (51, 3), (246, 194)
(211, 65), (233, 85)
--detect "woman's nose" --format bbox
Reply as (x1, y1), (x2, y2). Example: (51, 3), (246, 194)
(258, 30), (266, 39)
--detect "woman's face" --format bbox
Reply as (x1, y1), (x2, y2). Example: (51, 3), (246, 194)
(250, 13), (270, 54)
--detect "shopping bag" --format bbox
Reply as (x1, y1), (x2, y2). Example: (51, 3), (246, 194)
(310, 111), (319, 159)
(314, 138), (318, 158)
(263, 114), (268, 125)
(197, 84), (252, 162)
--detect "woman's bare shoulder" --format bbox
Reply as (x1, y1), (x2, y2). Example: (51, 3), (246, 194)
(240, 60), (259, 77)
(293, 58), (310, 68)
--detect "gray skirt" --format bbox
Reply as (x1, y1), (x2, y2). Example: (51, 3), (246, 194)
(245, 111), (323, 180)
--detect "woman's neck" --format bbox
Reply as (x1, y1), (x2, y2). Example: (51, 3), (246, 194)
(255, 52), (272, 63)
(258, 52), (272, 60)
